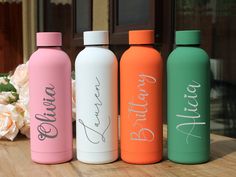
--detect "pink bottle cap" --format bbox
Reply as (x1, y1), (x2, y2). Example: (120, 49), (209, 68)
(36, 32), (62, 47)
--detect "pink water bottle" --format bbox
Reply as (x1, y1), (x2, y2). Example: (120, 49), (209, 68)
(29, 32), (73, 164)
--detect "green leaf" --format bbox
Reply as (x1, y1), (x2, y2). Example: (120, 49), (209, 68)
(0, 77), (17, 92)
(0, 73), (8, 77)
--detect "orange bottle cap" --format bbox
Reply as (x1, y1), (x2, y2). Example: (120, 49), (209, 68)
(129, 30), (155, 45)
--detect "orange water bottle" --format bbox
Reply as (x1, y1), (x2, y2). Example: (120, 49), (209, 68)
(120, 30), (163, 164)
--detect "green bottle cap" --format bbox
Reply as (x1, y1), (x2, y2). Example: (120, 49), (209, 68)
(176, 30), (201, 45)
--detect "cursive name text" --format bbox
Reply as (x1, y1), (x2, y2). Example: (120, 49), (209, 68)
(128, 74), (156, 142)
(35, 84), (58, 141)
(176, 80), (206, 144)
(78, 77), (111, 144)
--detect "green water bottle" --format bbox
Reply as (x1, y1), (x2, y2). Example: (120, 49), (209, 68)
(167, 30), (210, 164)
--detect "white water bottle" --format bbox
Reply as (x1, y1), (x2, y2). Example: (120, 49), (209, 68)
(75, 31), (118, 164)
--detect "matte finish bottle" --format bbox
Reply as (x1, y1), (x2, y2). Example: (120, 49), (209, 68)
(167, 30), (210, 164)
(120, 30), (163, 164)
(29, 32), (73, 164)
(75, 31), (118, 164)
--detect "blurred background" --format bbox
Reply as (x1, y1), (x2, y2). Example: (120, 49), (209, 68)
(0, 0), (235, 137)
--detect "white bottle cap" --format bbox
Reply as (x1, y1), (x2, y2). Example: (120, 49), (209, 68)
(83, 31), (109, 45)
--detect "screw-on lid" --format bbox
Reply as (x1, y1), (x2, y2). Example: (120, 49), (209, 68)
(36, 32), (62, 46)
(83, 31), (109, 45)
(129, 30), (155, 45)
(176, 30), (201, 45)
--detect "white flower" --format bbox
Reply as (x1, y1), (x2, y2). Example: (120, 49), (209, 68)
(0, 92), (18, 105)
(0, 104), (24, 141)
(10, 62), (29, 90)
(6, 62), (30, 139)
(18, 82), (29, 106)
(0, 92), (10, 105)
(16, 102), (30, 138)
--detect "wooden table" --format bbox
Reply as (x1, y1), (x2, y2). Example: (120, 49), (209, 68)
(1, 126), (236, 177)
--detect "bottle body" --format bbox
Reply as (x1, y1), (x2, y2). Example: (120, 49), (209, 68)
(120, 46), (163, 164)
(29, 48), (73, 164)
(167, 46), (210, 164)
(75, 46), (118, 164)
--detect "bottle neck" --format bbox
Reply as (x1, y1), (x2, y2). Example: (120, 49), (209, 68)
(37, 46), (61, 50)
(85, 45), (108, 49)
(176, 44), (200, 47)
(130, 44), (154, 48)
